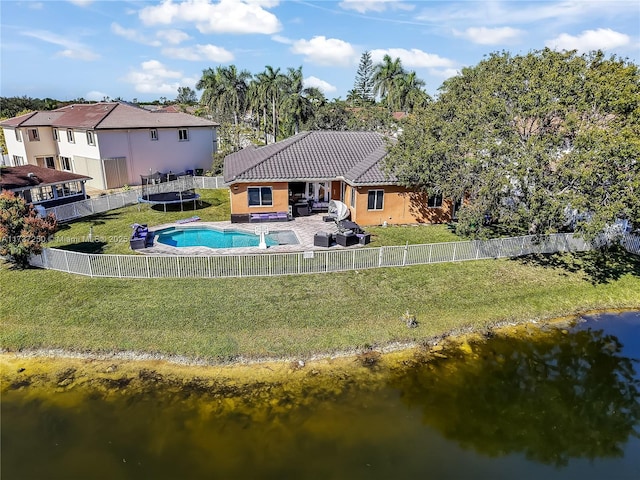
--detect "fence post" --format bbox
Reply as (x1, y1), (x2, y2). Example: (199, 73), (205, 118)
(106, 195), (111, 210)
(117, 256), (122, 278)
(498, 238), (504, 258)
(378, 246), (384, 267)
(428, 244), (433, 263)
(207, 256), (212, 278)
(87, 255), (93, 277)
(64, 250), (70, 272)
(452, 242), (457, 262)
(520, 236), (526, 256)
(176, 256), (181, 278)
(402, 241), (408, 266)
(146, 256), (151, 278)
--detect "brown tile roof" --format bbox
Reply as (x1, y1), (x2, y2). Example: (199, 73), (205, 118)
(0, 165), (91, 190)
(0, 102), (218, 130)
(0, 111), (38, 127)
(224, 131), (397, 186)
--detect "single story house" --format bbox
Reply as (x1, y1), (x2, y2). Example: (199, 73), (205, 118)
(223, 131), (453, 226)
(0, 165), (91, 208)
(0, 102), (218, 191)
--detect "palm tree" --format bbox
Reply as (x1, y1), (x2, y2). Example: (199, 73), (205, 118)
(248, 78), (269, 145)
(391, 71), (430, 113)
(196, 67), (221, 118)
(372, 55), (406, 108)
(216, 65), (252, 128)
(255, 65), (286, 143)
(280, 67), (317, 135)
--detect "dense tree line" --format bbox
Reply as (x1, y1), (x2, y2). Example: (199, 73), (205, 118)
(385, 49), (639, 239)
(194, 55), (429, 153)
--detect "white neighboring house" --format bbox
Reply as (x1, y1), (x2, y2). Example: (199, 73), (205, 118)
(0, 102), (218, 190)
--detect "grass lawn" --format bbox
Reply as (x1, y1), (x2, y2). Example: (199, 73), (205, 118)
(45, 189), (462, 254)
(2, 249), (638, 362)
(47, 189), (231, 255)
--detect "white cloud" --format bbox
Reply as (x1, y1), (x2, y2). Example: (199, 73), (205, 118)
(271, 34), (293, 45)
(454, 26), (524, 45)
(546, 28), (631, 53)
(85, 90), (111, 101)
(156, 29), (191, 45)
(196, 44), (234, 61)
(28, 2), (44, 10)
(21, 30), (99, 61)
(68, 0), (93, 6)
(123, 60), (187, 94)
(430, 67), (460, 79)
(162, 44), (234, 62)
(139, 0), (281, 35)
(370, 48), (455, 68)
(291, 36), (358, 66)
(304, 76), (337, 94)
(111, 23), (161, 46)
(416, 1), (639, 27)
(339, 0), (413, 14)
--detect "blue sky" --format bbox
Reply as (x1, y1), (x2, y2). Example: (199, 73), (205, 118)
(1, 0), (638, 103)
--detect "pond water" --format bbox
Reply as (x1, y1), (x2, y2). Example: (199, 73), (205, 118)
(2, 311), (639, 479)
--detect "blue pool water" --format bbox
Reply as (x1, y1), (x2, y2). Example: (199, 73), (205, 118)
(155, 227), (294, 249)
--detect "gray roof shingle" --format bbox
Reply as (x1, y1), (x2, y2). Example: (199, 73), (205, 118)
(224, 131), (397, 185)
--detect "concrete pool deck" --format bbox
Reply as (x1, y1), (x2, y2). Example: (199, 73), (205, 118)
(139, 214), (345, 255)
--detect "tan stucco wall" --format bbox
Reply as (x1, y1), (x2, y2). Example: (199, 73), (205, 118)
(228, 181), (452, 225)
(351, 186), (453, 226)
(229, 182), (290, 214)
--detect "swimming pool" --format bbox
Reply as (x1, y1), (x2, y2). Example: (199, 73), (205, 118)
(155, 226), (298, 249)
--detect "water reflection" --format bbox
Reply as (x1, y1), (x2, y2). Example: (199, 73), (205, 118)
(390, 324), (640, 466)
(2, 311), (639, 479)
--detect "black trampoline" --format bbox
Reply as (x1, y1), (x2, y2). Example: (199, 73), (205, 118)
(138, 190), (201, 212)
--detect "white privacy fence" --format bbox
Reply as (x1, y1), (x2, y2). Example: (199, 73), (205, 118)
(30, 233), (603, 279)
(44, 176), (227, 222)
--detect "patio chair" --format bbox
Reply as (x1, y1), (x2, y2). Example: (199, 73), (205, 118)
(314, 232), (333, 247)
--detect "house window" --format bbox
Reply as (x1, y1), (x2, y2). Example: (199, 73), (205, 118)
(178, 129), (189, 141)
(367, 189), (384, 210)
(13, 155), (24, 165)
(60, 156), (72, 171)
(150, 129), (158, 141)
(28, 128), (39, 141)
(45, 156), (56, 169)
(350, 186), (356, 208)
(86, 130), (95, 145)
(428, 193), (443, 208)
(15, 129), (22, 142)
(53, 128), (59, 141)
(248, 187), (273, 207)
(67, 129), (75, 143)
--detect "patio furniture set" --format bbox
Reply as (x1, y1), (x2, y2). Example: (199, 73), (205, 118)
(314, 231), (371, 247)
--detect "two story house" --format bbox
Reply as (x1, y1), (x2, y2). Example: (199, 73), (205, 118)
(1, 102), (218, 191)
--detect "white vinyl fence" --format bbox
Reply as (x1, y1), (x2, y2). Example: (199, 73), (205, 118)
(30, 233), (599, 279)
(621, 233), (640, 255)
(44, 176), (226, 222)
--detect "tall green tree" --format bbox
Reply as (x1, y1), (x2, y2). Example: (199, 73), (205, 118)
(176, 86), (198, 105)
(385, 49), (640, 239)
(391, 71), (430, 113)
(196, 67), (222, 117)
(353, 51), (375, 106)
(281, 66), (323, 135)
(255, 65), (286, 143)
(372, 55), (406, 110)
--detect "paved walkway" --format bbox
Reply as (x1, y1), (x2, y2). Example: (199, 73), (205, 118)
(140, 214), (345, 255)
